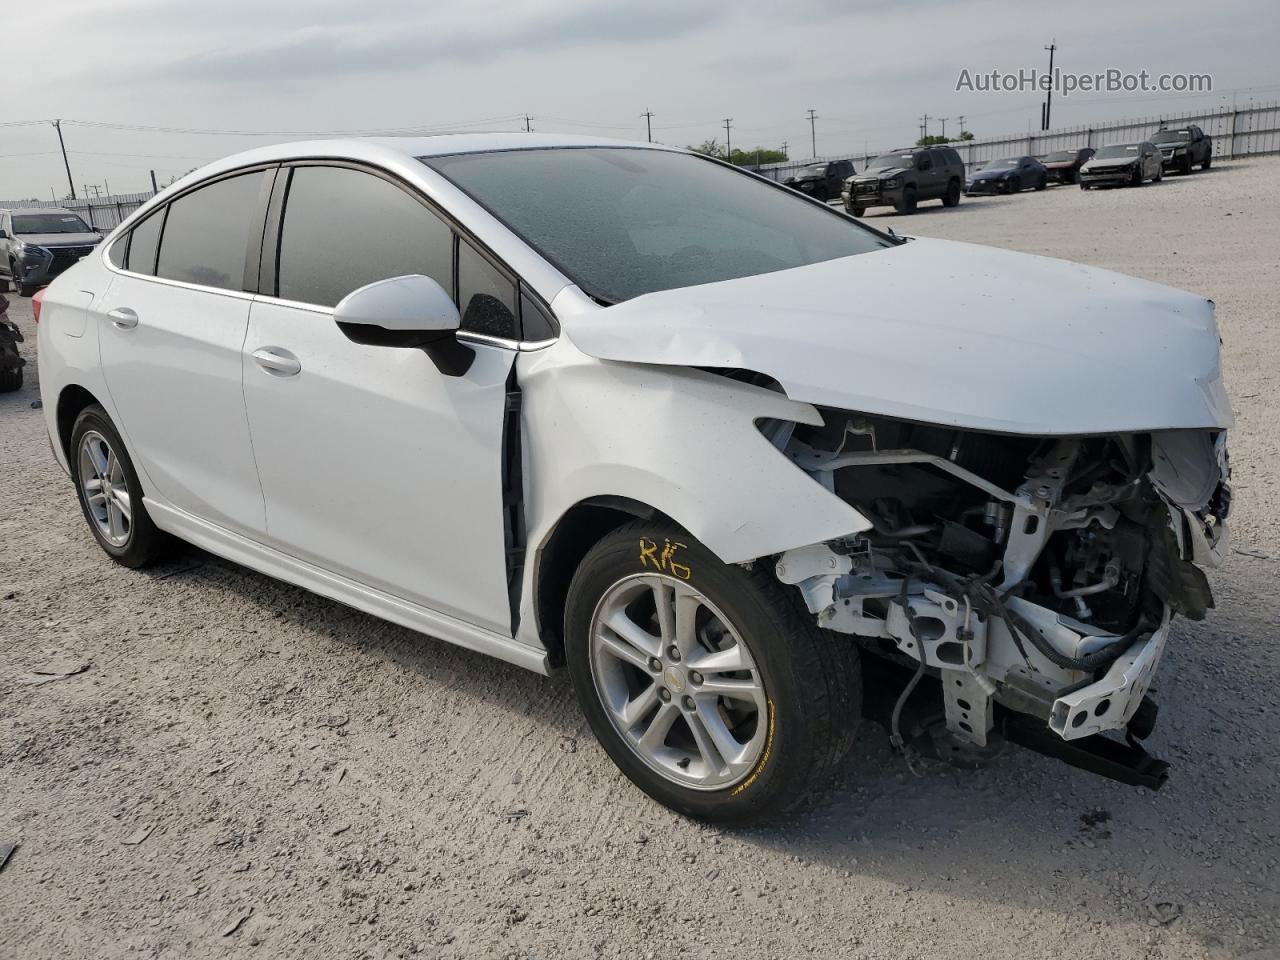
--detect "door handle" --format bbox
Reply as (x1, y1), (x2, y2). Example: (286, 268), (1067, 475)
(252, 347), (302, 378)
(106, 307), (139, 329)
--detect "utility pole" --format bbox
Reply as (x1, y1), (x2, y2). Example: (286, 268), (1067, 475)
(641, 109), (654, 142)
(919, 114), (931, 141)
(52, 119), (76, 200)
(1042, 40), (1057, 130)
(523, 114), (533, 132)
(103, 177), (111, 197)
(150, 169), (159, 195)
(806, 109), (818, 158)
(780, 140), (789, 160)
(957, 115), (967, 138)
(723, 118), (733, 160)
(938, 117), (949, 140)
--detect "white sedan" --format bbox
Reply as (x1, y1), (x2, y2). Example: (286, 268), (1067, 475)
(36, 133), (1231, 823)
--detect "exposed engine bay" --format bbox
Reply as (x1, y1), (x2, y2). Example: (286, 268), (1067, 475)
(769, 409), (1231, 782)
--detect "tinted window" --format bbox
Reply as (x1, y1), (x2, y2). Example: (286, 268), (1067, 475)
(458, 240), (518, 339)
(12, 213), (92, 234)
(520, 289), (556, 341)
(424, 148), (891, 303)
(277, 166), (453, 308)
(125, 209), (164, 276)
(107, 234), (126, 269)
(156, 171), (265, 290)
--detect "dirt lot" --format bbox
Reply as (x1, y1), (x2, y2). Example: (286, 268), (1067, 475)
(2, 158), (1279, 960)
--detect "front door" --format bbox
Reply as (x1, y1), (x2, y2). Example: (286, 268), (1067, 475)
(240, 163), (518, 635)
(97, 169), (270, 535)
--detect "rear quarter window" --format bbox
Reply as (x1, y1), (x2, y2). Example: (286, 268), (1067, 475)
(155, 171), (266, 291)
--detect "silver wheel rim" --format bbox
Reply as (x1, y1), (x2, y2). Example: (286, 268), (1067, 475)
(588, 573), (769, 791)
(78, 431), (132, 547)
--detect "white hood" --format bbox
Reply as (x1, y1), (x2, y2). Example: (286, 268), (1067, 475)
(563, 237), (1231, 436)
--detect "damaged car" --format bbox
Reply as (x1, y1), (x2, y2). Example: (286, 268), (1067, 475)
(37, 135), (1231, 824)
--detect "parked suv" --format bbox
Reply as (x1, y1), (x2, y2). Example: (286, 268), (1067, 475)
(38, 135), (1230, 823)
(784, 159), (854, 202)
(1151, 125), (1212, 175)
(1, 208), (102, 296)
(842, 146), (964, 215)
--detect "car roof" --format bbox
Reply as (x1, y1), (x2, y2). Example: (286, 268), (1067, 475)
(4, 207), (84, 216)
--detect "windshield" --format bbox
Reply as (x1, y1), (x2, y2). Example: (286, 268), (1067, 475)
(866, 153), (914, 170)
(13, 213), (92, 235)
(1152, 129), (1193, 143)
(1095, 144), (1140, 159)
(423, 148), (892, 303)
(1041, 151), (1076, 162)
(803, 163), (828, 175)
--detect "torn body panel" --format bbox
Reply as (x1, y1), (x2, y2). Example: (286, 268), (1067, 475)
(512, 338), (871, 649)
(772, 410), (1230, 764)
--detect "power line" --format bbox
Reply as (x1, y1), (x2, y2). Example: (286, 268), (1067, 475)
(805, 109), (818, 158)
(53, 120), (77, 200)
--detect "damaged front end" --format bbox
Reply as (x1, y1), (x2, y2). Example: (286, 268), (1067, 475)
(771, 411), (1231, 787)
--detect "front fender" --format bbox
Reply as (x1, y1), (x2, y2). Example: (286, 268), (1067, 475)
(512, 341), (870, 646)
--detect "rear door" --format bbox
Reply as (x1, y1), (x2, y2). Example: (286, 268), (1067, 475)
(240, 163), (518, 635)
(97, 168), (273, 534)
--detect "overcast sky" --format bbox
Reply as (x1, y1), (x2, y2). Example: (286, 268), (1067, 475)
(4, 0), (1277, 199)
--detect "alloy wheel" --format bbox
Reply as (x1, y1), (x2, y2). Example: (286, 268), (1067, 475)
(588, 573), (769, 791)
(78, 430), (132, 546)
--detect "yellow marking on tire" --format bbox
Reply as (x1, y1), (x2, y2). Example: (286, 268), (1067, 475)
(730, 699), (775, 797)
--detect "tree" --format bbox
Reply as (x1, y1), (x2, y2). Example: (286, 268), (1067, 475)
(958, 130), (975, 141)
(916, 134), (951, 146)
(729, 147), (789, 166)
(686, 138), (727, 159)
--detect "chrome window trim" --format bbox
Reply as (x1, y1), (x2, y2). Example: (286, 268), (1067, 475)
(100, 260), (257, 302)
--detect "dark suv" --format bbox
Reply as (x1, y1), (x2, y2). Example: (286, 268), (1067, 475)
(784, 159), (855, 202)
(841, 146), (964, 215)
(1151, 125), (1212, 175)
(0, 208), (102, 296)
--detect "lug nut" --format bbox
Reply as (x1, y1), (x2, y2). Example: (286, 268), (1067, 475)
(648, 657), (662, 673)
(681, 695), (696, 711)
(667, 646), (681, 662)
(658, 688), (672, 702)
(689, 671), (704, 685)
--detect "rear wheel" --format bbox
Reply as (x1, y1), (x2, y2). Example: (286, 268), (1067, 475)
(69, 405), (172, 567)
(941, 179), (961, 207)
(1202, 153), (1212, 170)
(565, 522), (861, 824)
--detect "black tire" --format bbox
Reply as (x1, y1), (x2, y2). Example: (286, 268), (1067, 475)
(941, 179), (961, 207)
(896, 186), (918, 214)
(1002, 178), (1017, 194)
(848, 204), (866, 217)
(813, 185), (829, 203)
(1131, 165), (1143, 187)
(69, 404), (171, 568)
(0, 366), (20, 392)
(1180, 156), (1193, 176)
(5, 262), (17, 293)
(1080, 182), (1090, 190)
(564, 521), (861, 825)
(18, 282), (39, 297)
(1034, 175), (1047, 191)
(1202, 153), (1212, 170)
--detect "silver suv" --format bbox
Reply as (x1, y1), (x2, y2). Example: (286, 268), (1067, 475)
(1, 207), (102, 296)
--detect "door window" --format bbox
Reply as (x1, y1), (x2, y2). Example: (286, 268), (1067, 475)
(124, 209), (165, 276)
(458, 240), (518, 339)
(276, 165), (453, 308)
(155, 171), (265, 291)
(917, 154), (933, 171)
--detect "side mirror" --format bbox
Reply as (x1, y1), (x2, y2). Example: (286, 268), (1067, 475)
(334, 274), (473, 377)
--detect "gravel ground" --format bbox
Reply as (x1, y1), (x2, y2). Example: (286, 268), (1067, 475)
(2, 158), (1278, 960)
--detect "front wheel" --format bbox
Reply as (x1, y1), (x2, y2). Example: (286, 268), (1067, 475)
(895, 186), (918, 214)
(565, 522), (861, 824)
(941, 180), (961, 207)
(70, 405), (172, 567)
(847, 204), (866, 217)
